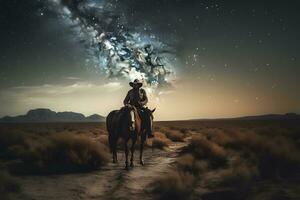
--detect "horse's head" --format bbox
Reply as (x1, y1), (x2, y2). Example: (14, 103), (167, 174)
(143, 108), (156, 135)
(119, 105), (134, 123)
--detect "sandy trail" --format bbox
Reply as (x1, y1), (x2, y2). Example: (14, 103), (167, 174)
(15, 141), (187, 200)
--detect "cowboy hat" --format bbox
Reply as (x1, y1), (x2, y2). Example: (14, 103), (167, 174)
(129, 79), (143, 87)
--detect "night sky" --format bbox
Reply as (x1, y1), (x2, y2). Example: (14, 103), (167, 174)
(0, 0), (299, 120)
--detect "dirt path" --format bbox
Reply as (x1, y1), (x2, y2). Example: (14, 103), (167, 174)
(15, 142), (187, 200)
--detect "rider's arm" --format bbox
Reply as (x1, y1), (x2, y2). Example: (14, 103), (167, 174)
(123, 91), (130, 106)
(140, 89), (148, 106)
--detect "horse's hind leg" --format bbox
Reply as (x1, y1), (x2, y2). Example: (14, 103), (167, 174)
(113, 145), (118, 163)
(124, 140), (129, 170)
(130, 136), (137, 167)
(111, 135), (118, 163)
(140, 139), (145, 166)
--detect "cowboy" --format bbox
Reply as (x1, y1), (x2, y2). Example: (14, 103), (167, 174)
(123, 79), (154, 138)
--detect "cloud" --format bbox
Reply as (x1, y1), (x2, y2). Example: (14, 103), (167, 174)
(64, 76), (81, 80)
(0, 82), (124, 117)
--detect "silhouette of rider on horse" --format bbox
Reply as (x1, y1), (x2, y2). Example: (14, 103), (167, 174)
(123, 79), (154, 138)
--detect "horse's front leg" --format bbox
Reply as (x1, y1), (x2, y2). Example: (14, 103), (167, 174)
(112, 136), (118, 163)
(124, 140), (129, 170)
(140, 138), (145, 166)
(130, 135), (137, 167)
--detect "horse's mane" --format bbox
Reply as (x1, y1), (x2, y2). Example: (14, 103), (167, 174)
(119, 106), (129, 112)
(119, 106), (131, 122)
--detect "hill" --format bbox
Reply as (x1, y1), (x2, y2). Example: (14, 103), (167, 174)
(0, 108), (105, 123)
(192, 113), (300, 121)
(233, 113), (300, 120)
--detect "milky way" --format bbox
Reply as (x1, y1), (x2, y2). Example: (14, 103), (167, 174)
(47, 0), (177, 90)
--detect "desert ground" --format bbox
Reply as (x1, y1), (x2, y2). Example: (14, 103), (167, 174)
(1, 119), (300, 200)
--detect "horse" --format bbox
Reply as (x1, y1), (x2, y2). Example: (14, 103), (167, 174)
(106, 106), (155, 169)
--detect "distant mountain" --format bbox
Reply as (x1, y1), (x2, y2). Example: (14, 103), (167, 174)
(233, 113), (300, 120)
(85, 114), (105, 121)
(192, 113), (300, 121)
(0, 109), (106, 123)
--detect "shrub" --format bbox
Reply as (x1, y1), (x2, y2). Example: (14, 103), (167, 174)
(9, 133), (110, 174)
(148, 132), (171, 150)
(220, 130), (300, 177)
(0, 130), (25, 158)
(98, 134), (109, 146)
(151, 138), (170, 149)
(177, 154), (208, 175)
(164, 130), (185, 142)
(219, 159), (259, 187)
(180, 128), (189, 134)
(151, 170), (195, 200)
(188, 136), (227, 168)
(0, 170), (20, 199)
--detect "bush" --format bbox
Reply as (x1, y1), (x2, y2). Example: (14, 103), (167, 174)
(151, 170), (195, 200)
(180, 128), (189, 134)
(219, 159), (259, 187)
(0, 170), (20, 199)
(148, 132), (171, 150)
(177, 154), (208, 175)
(9, 133), (110, 174)
(0, 130), (25, 159)
(188, 136), (227, 168)
(98, 134), (109, 146)
(164, 130), (185, 142)
(151, 138), (170, 150)
(219, 130), (300, 177)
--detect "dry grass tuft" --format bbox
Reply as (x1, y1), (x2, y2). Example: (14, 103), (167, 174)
(0, 170), (20, 199)
(217, 130), (300, 177)
(0, 130), (25, 159)
(98, 134), (109, 146)
(164, 130), (185, 142)
(148, 132), (171, 149)
(151, 169), (195, 200)
(188, 135), (227, 168)
(219, 158), (259, 187)
(9, 133), (110, 174)
(177, 154), (208, 175)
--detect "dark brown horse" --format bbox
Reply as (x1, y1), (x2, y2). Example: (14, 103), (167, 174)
(106, 106), (155, 169)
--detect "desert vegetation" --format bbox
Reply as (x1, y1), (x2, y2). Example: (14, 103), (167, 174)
(151, 119), (300, 200)
(1, 120), (300, 199)
(0, 123), (111, 175)
(0, 170), (21, 199)
(0, 122), (186, 175)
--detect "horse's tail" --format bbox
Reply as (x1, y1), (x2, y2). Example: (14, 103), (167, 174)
(106, 110), (118, 153)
